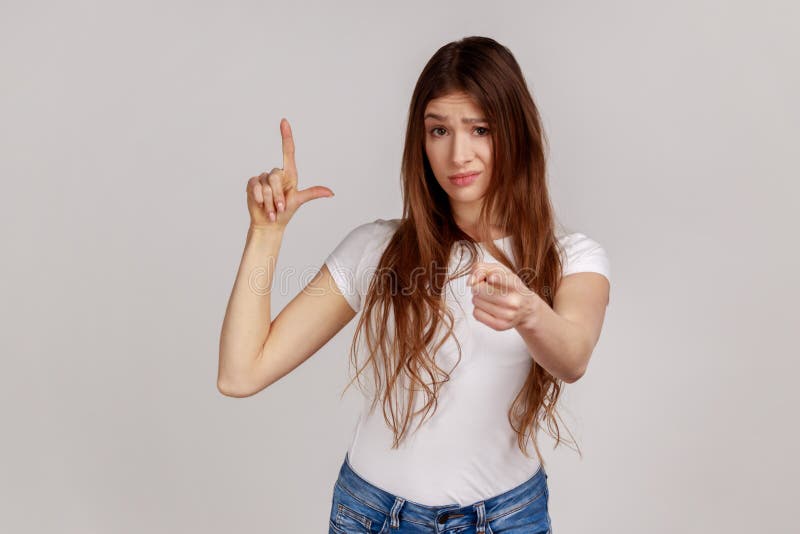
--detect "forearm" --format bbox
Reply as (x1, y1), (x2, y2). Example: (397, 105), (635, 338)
(218, 225), (284, 388)
(514, 300), (591, 383)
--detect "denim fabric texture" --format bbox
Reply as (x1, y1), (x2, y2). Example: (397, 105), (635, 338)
(328, 452), (551, 533)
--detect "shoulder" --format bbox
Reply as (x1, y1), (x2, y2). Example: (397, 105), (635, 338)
(370, 217), (402, 241)
(341, 217), (399, 248)
(324, 218), (401, 313)
(555, 227), (611, 282)
(326, 217), (400, 262)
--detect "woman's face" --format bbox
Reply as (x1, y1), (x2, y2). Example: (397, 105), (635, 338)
(423, 91), (493, 220)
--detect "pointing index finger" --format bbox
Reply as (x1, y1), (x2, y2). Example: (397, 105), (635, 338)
(468, 263), (506, 287)
(467, 263), (487, 286)
(280, 118), (297, 176)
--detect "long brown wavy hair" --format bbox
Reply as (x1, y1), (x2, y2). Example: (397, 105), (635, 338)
(339, 36), (579, 465)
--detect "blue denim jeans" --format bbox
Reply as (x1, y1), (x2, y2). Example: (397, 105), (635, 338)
(329, 452), (551, 533)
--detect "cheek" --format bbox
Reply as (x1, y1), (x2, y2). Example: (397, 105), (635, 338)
(425, 142), (444, 169)
(478, 140), (493, 163)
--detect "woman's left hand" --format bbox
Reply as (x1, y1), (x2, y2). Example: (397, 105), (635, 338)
(466, 262), (543, 331)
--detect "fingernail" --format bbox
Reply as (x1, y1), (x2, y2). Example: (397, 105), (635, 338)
(277, 201), (284, 212)
(269, 212), (276, 222)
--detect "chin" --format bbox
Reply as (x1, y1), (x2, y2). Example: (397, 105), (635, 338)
(449, 183), (486, 196)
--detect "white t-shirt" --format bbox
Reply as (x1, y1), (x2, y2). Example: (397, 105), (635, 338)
(324, 217), (611, 506)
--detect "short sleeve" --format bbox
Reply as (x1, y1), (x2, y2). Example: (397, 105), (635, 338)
(324, 220), (381, 313)
(560, 232), (611, 284)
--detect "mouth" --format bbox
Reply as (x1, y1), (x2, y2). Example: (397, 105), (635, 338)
(448, 171), (480, 186)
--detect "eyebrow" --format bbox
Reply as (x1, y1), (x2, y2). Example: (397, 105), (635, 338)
(423, 113), (488, 124)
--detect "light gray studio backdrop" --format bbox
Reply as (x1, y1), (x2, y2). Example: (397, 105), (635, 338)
(2, 1), (797, 532)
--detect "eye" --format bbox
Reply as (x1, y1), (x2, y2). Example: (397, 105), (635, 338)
(430, 127), (447, 137)
(474, 126), (490, 136)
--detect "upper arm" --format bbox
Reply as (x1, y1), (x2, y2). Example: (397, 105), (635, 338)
(553, 272), (610, 373)
(240, 263), (357, 396)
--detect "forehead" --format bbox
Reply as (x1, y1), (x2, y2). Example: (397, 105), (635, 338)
(424, 92), (485, 117)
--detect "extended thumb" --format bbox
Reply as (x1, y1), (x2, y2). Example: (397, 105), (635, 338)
(296, 186), (335, 205)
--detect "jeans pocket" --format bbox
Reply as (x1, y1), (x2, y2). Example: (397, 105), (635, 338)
(330, 482), (389, 534)
(486, 486), (550, 534)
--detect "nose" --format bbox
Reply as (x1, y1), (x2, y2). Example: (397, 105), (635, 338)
(450, 131), (474, 166)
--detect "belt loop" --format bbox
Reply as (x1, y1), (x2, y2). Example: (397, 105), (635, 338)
(474, 501), (487, 533)
(389, 496), (405, 529)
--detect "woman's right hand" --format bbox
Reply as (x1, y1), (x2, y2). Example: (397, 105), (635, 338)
(246, 118), (335, 230)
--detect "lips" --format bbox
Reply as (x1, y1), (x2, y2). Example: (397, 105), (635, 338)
(448, 171), (480, 186)
(448, 171), (480, 180)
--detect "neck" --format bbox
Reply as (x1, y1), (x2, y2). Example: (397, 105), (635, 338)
(452, 211), (506, 243)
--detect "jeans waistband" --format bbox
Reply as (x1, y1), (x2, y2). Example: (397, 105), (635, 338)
(335, 452), (548, 532)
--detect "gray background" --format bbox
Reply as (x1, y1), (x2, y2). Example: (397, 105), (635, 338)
(2, 1), (798, 532)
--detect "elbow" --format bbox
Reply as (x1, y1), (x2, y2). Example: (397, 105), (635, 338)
(563, 364), (586, 384)
(217, 376), (255, 398)
(563, 334), (594, 383)
(563, 349), (591, 383)
(564, 350), (592, 384)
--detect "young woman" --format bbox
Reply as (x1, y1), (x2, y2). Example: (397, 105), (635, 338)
(218, 36), (610, 534)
